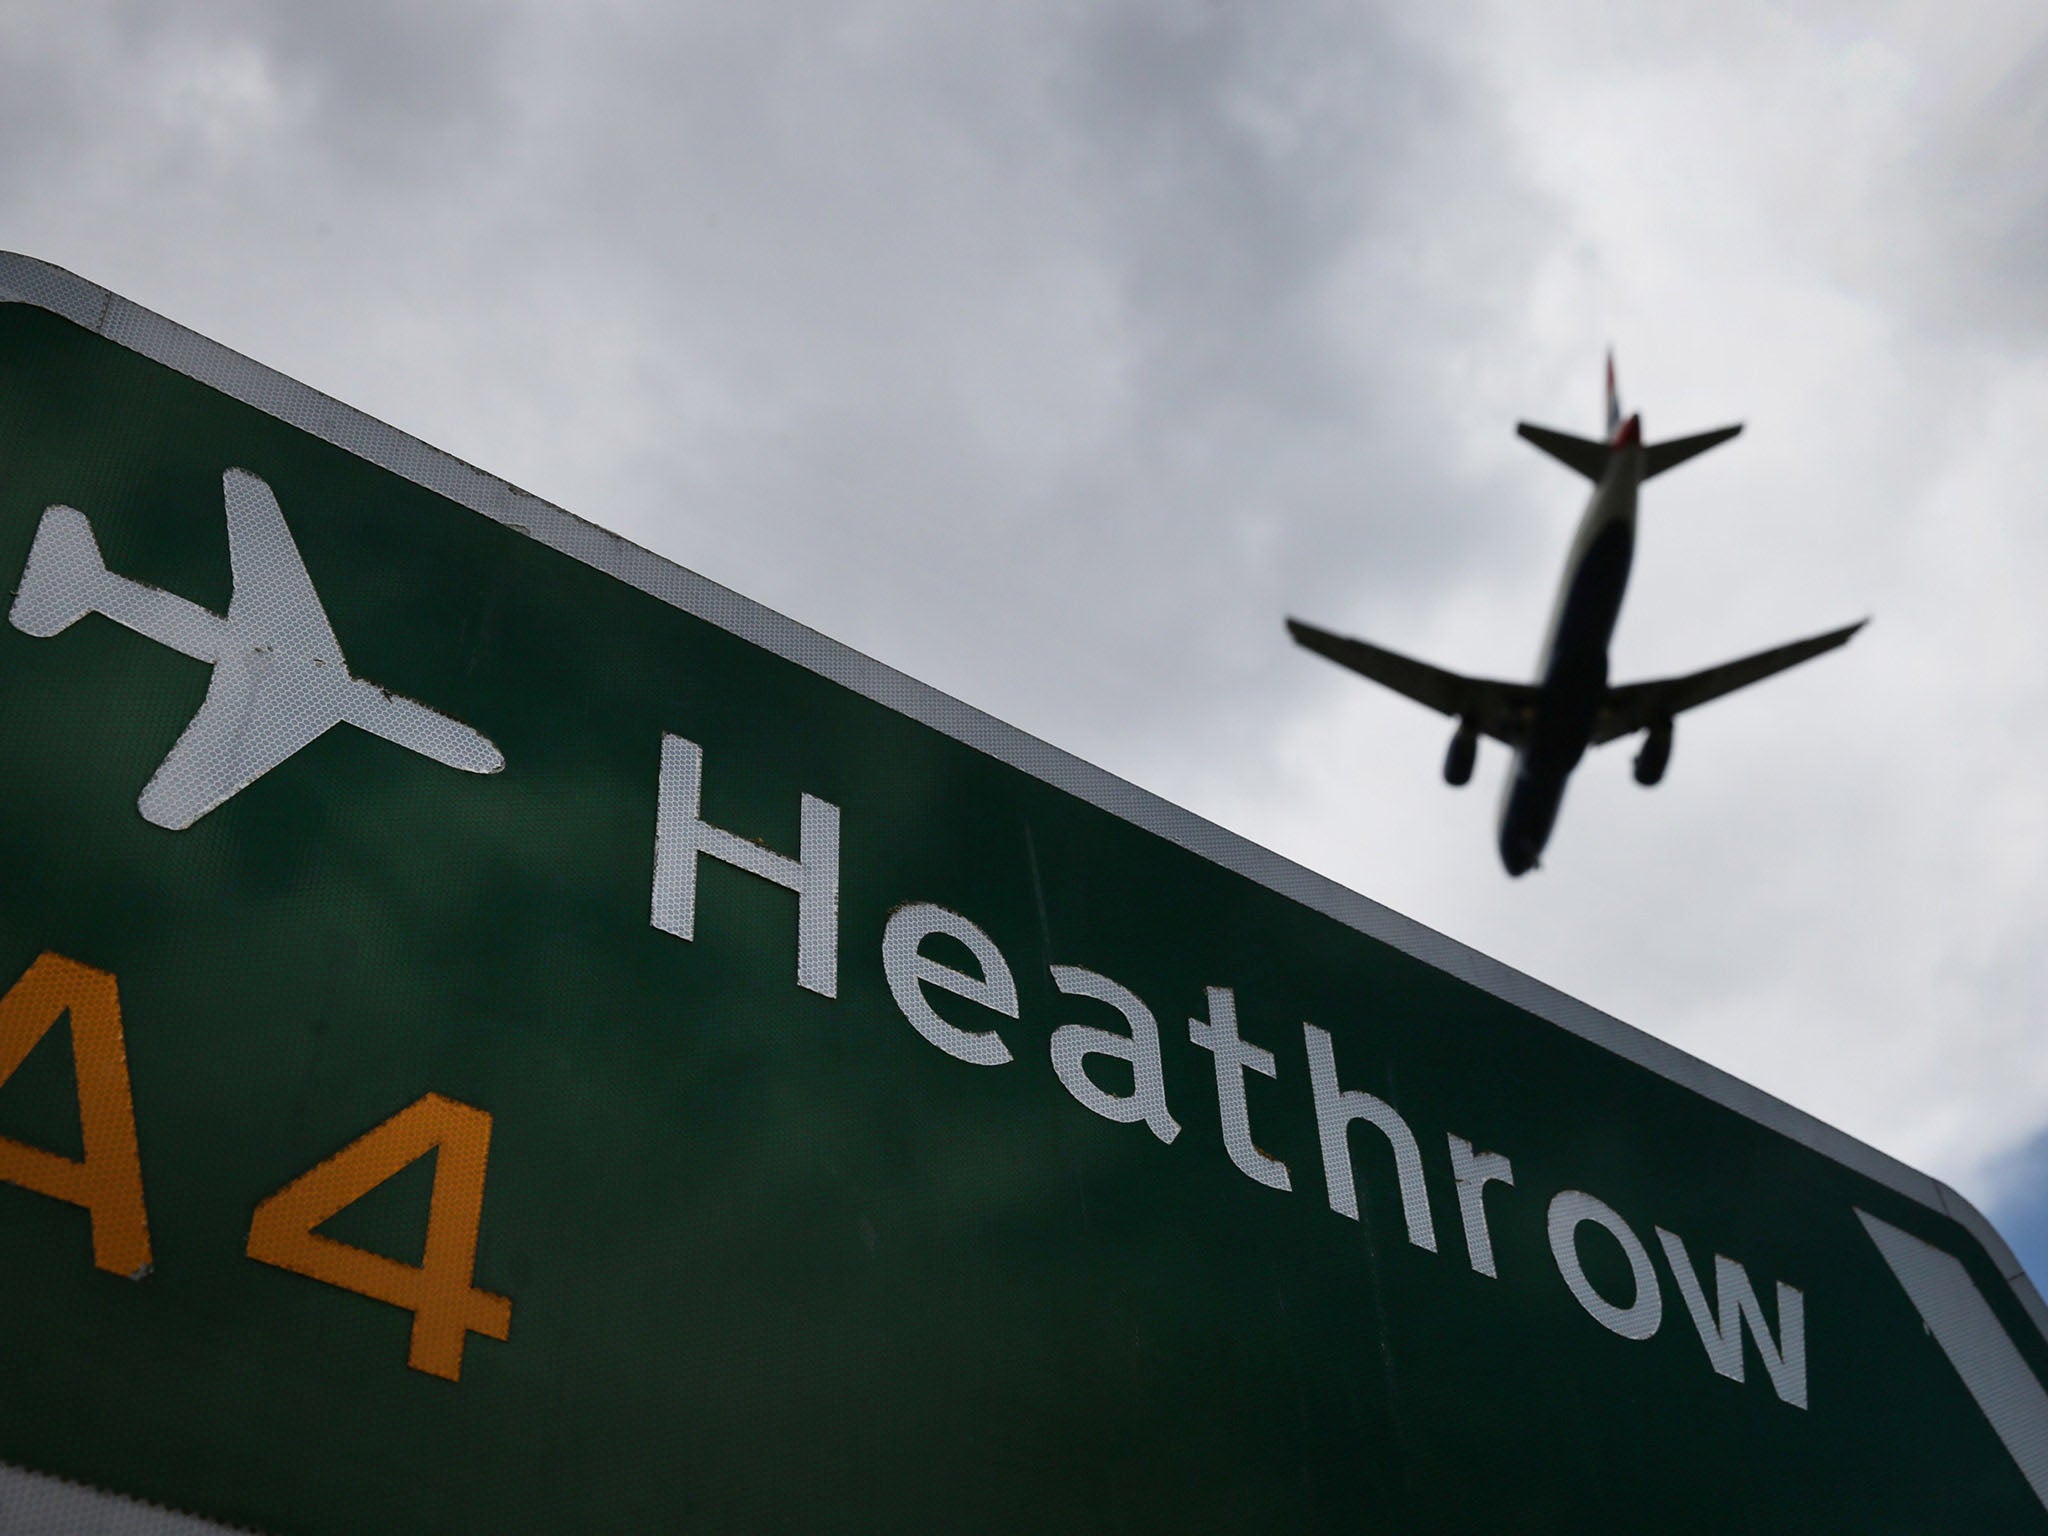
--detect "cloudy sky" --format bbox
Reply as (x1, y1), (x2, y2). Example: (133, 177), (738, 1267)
(6, 1), (2048, 1267)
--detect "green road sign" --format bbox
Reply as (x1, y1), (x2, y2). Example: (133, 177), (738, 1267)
(0, 253), (2044, 1533)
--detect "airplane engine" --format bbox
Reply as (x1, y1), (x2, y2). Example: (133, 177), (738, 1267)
(1634, 720), (1673, 786)
(1443, 720), (1478, 786)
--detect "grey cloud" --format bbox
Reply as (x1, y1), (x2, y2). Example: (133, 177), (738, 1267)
(104, 0), (512, 178)
(1901, 27), (2048, 341)
(435, 2), (1556, 761)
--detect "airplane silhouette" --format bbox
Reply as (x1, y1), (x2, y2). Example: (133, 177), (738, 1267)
(1289, 356), (1862, 875)
(8, 467), (503, 829)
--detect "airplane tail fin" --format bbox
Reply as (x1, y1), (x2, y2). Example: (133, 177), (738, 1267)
(1520, 350), (1743, 482)
(9, 505), (108, 638)
(1513, 349), (1628, 481)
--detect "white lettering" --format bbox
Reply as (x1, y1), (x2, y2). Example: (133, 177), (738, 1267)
(649, 733), (840, 997)
(1656, 1228), (1808, 1409)
(1048, 966), (1180, 1145)
(1549, 1190), (1661, 1340)
(882, 905), (1017, 1067)
(1187, 989), (1291, 1193)
(1447, 1134), (1513, 1277)
(1302, 1023), (1432, 1247)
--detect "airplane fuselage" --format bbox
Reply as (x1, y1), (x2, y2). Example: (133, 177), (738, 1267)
(1496, 426), (1643, 875)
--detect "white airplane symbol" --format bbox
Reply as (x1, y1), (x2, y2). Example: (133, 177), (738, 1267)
(8, 467), (504, 829)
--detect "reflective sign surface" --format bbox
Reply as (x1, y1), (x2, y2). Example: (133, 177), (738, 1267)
(1, 259), (2045, 1533)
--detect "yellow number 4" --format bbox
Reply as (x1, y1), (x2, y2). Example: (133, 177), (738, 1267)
(247, 1094), (512, 1382)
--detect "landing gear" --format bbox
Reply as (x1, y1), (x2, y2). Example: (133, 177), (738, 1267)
(1444, 720), (1479, 786)
(1634, 720), (1673, 786)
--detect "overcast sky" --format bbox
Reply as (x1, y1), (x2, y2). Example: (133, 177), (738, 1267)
(6, 1), (2048, 1271)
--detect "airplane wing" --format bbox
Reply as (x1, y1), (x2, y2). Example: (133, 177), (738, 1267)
(221, 468), (344, 662)
(135, 653), (344, 829)
(1286, 618), (1537, 746)
(1590, 620), (1866, 745)
(342, 684), (505, 774)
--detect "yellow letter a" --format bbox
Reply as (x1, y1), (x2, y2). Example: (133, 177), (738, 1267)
(0, 952), (153, 1277)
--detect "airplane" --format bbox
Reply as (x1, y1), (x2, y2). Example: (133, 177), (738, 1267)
(8, 467), (503, 829)
(1287, 356), (1863, 876)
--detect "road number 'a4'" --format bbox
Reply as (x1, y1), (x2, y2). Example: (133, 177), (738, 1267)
(0, 951), (511, 1382)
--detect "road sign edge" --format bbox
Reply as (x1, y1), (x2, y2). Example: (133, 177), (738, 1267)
(0, 249), (2039, 1351)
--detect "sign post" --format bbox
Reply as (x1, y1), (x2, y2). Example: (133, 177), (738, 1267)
(1, 254), (2044, 1532)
